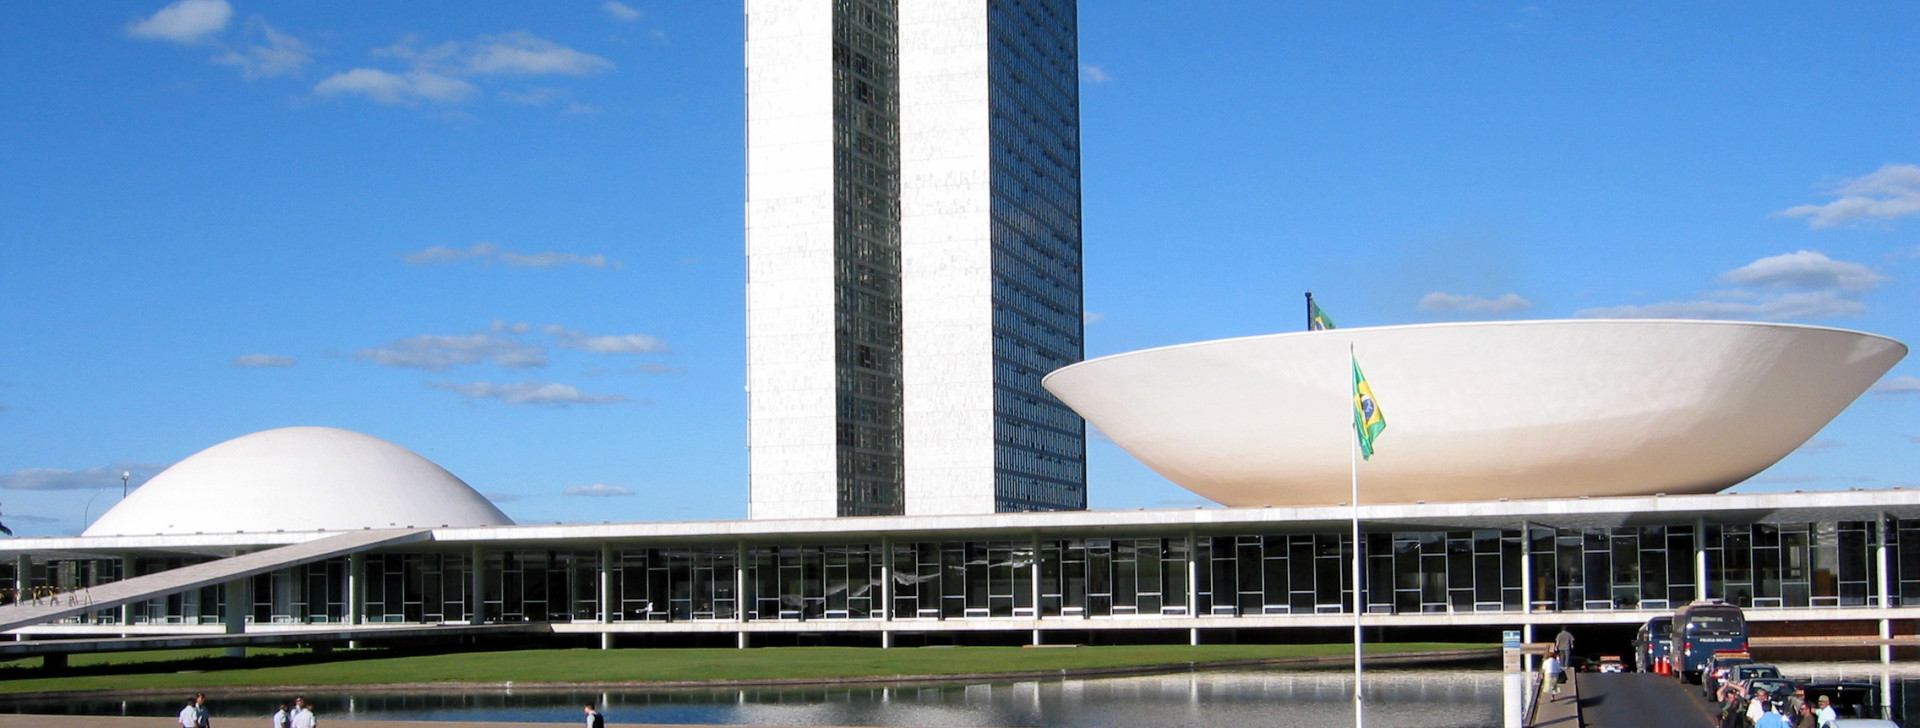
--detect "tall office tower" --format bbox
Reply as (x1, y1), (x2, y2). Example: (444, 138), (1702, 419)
(746, 0), (1085, 519)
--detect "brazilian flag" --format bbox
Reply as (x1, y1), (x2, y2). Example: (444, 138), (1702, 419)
(1352, 356), (1386, 460)
(1309, 298), (1336, 331)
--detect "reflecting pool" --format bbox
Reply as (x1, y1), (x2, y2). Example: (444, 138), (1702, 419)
(4, 668), (1505, 727)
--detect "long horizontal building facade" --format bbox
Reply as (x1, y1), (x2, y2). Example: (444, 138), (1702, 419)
(7, 490), (1920, 650)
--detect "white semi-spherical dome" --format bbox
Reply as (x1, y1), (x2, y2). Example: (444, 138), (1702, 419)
(84, 427), (514, 536)
(1042, 319), (1907, 507)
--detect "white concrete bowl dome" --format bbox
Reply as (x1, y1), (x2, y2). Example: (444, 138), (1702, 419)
(1043, 320), (1906, 507)
(84, 427), (514, 536)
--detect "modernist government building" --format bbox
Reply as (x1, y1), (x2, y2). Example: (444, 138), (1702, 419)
(2, 0), (1918, 661)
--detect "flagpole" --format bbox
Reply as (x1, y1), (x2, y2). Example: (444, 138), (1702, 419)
(1306, 292), (1314, 331)
(1350, 342), (1364, 728)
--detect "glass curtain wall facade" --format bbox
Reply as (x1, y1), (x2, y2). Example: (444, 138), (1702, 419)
(986, 0), (1087, 512)
(832, 0), (906, 516)
(15, 519), (1920, 625)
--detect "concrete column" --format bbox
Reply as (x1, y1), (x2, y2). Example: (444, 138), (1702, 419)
(737, 631), (749, 649)
(880, 538), (893, 625)
(1694, 517), (1709, 602)
(1189, 627), (1200, 646)
(14, 555), (28, 640)
(881, 629), (892, 649)
(1030, 534), (1042, 621)
(346, 551), (363, 626)
(1186, 530), (1200, 618)
(1878, 514), (1893, 664)
(13, 555), (30, 603)
(222, 577), (250, 657)
(1031, 628), (1042, 646)
(118, 556), (135, 627)
(599, 542), (614, 650)
(736, 541), (749, 624)
(1876, 514), (1891, 609)
(469, 545), (487, 625)
(1520, 521), (1534, 616)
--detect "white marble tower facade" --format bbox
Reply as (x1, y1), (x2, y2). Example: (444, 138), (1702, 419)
(747, 0), (1085, 519)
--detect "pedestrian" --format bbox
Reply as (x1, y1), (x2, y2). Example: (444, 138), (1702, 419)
(1793, 699), (1819, 728)
(1813, 695), (1838, 728)
(178, 694), (210, 728)
(290, 697), (316, 728)
(1755, 699), (1788, 728)
(1749, 688), (1773, 727)
(271, 703), (290, 728)
(1554, 626), (1575, 662)
(584, 702), (606, 728)
(1543, 650), (1564, 698)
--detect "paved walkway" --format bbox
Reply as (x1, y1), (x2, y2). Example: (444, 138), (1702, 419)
(0, 529), (428, 634)
(0, 717), (585, 728)
(1529, 671), (1579, 728)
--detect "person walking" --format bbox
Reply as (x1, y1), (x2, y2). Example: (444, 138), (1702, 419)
(271, 703), (290, 728)
(1554, 627), (1575, 663)
(585, 702), (606, 728)
(178, 694), (210, 728)
(290, 697), (316, 728)
(1543, 650), (1564, 698)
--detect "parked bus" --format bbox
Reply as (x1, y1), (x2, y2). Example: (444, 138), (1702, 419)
(1667, 600), (1747, 683)
(1633, 615), (1673, 672)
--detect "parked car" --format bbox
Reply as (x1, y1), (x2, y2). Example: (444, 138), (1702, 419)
(1721, 663), (1785, 699)
(1801, 683), (1890, 723)
(1595, 655), (1625, 673)
(1701, 651), (1755, 698)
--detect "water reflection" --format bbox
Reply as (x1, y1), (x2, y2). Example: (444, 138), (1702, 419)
(0, 669), (1503, 727)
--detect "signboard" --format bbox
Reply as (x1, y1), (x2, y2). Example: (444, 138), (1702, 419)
(1503, 630), (1522, 649)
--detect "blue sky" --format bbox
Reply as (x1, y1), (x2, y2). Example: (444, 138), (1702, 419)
(2, 2), (1917, 537)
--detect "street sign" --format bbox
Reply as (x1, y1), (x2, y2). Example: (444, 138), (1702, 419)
(1503, 630), (1521, 649)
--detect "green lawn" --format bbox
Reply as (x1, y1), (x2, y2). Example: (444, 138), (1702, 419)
(0, 642), (1488, 695)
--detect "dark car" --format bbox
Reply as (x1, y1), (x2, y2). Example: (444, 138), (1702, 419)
(1701, 651), (1755, 698)
(1799, 683), (1888, 722)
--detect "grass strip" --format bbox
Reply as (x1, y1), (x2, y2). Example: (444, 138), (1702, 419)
(0, 643), (1486, 695)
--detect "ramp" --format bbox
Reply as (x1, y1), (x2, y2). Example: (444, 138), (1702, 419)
(0, 529), (429, 633)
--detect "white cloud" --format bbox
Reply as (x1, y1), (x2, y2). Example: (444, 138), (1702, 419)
(213, 17), (311, 79)
(1905, 434), (1920, 445)
(1577, 251), (1881, 321)
(603, 2), (643, 22)
(564, 483), (634, 497)
(314, 68), (477, 105)
(564, 102), (601, 115)
(1080, 64), (1112, 83)
(1417, 292), (1533, 314)
(499, 87), (568, 106)
(231, 353), (296, 368)
(489, 319), (533, 334)
(356, 334), (547, 370)
(543, 325), (669, 354)
(1874, 375), (1920, 399)
(483, 491), (524, 502)
(1577, 291), (1865, 320)
(127, 0), (232, 44)
(1779, 164), (1920, 228)
(1083, 312), (1106, 325)
(401, 242), (616, 268)
(1717, 250), (1887, 293)
(466, 31), (614, 77)
(634, 363), (683, 375)
(1796, 438), (1844, 455)
(0, 463), (164, 491)
(426, 380), (634, 406)
(499, 251), (614, 268)
(404, 242), (499, 264)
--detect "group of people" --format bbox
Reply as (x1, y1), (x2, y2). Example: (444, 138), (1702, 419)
(179, 694), (607, 727)
(1716, 682), (1839, 728)
(174, 694), (318, 728)
(1539, 627), (1577, 699)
